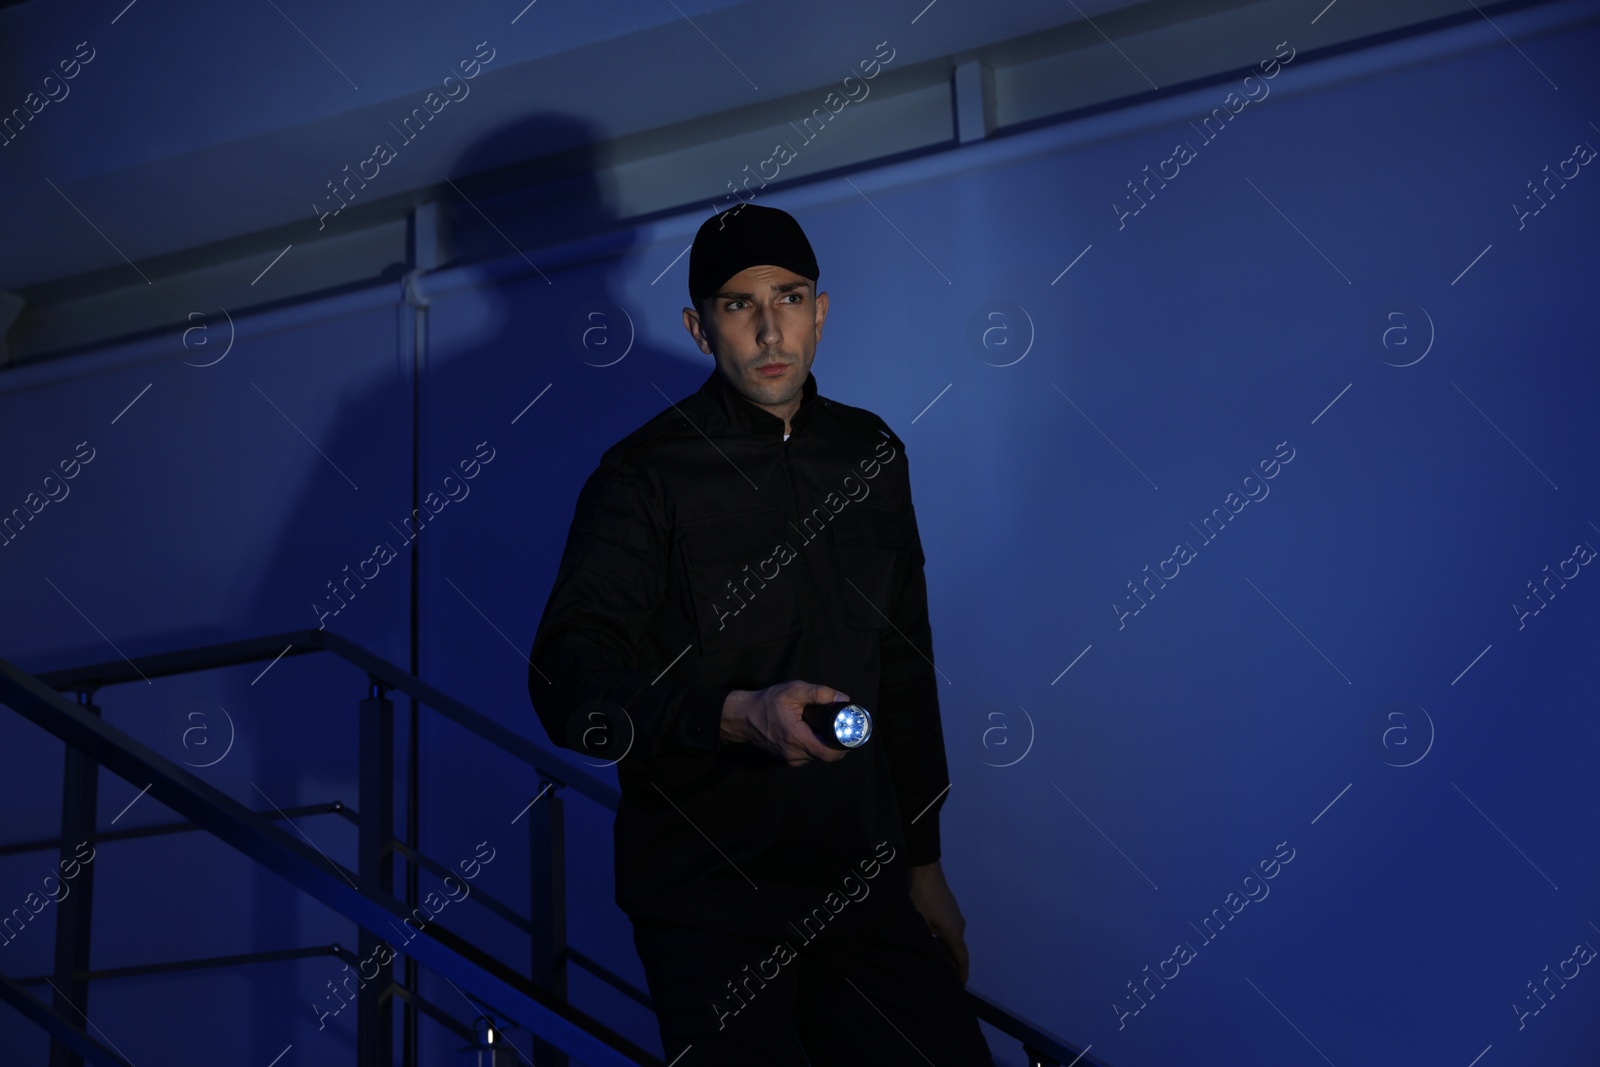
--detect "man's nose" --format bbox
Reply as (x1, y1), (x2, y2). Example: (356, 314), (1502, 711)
(755, 308), (782, 345)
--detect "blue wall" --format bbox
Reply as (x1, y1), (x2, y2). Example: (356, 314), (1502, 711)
(3, 8), (1599, 1066)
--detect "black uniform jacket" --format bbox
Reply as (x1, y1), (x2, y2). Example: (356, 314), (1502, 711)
(528, 366), (950, 939)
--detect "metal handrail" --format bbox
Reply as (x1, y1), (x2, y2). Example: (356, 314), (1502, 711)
(19, 627), (1100, 1066)
(0, 800), (342, 858)
(10, 944), (482, 1046)
(0, 797), (657, 1020)
(968, 989), (1110, 1067)
(0, 653), (656, 1067)
(35, 628), (622, 812)
(0, 963), (131, 1067)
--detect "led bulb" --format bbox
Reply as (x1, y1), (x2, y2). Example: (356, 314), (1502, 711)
(833, 705), (871, 747)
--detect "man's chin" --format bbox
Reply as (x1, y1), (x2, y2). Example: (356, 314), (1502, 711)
(716, 360), (805, 406)
(743, 370), (796, 394)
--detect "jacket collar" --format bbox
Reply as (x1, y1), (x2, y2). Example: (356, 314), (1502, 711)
(699, 364), (820, 437)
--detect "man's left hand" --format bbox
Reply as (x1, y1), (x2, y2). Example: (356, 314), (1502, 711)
(908, 860), (970, 984)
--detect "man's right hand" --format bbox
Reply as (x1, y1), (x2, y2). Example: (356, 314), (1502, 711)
(721, 682), (853, 766)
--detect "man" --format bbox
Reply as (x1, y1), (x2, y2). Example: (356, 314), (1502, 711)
(527, 204), (993, 1064)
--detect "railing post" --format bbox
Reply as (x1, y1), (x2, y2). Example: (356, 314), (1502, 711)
(47, 690), (100, 1067)
(359, 679), (395, 1067)
(528, 776), (567, 1067)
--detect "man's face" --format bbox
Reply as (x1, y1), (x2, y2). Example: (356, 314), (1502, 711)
(682, 264), (828, 420)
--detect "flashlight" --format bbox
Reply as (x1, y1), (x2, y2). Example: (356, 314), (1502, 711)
(802, 700), (873, 750)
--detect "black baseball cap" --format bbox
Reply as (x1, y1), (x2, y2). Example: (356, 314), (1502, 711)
(688, 204), (819, 308)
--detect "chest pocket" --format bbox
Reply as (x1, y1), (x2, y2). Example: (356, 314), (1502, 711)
(827, 503), (906, 630)
(680, 507), (801, 656)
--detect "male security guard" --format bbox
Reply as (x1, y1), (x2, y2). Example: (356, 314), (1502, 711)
(528, 204), (993, 1064)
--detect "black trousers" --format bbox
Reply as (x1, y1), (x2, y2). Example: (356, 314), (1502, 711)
(630, 892), (996, 1066)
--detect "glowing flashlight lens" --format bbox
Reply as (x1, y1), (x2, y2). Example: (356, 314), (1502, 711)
(802, 700), (873, 751)
(833, 704), (871, 748)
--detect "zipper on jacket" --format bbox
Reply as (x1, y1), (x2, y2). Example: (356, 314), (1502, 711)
(778, 433), (817, 635)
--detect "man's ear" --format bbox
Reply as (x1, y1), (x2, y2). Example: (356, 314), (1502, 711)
(813, 289), (828, 341)
(682, 305), (715, 356)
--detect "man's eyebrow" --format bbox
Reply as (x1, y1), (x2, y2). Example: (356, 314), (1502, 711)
(713, 280), (812, 300)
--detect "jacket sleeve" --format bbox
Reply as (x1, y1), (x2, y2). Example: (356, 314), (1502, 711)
(876, 459), (950, 866)
(528, 455), (731, 761)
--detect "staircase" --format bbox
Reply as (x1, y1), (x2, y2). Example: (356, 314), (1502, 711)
(0, 629), (1101, 1067)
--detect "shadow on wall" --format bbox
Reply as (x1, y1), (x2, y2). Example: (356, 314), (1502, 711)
(241, 112), (712, 1061)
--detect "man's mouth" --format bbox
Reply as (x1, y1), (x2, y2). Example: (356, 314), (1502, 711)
(755, 362), (791, 378)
